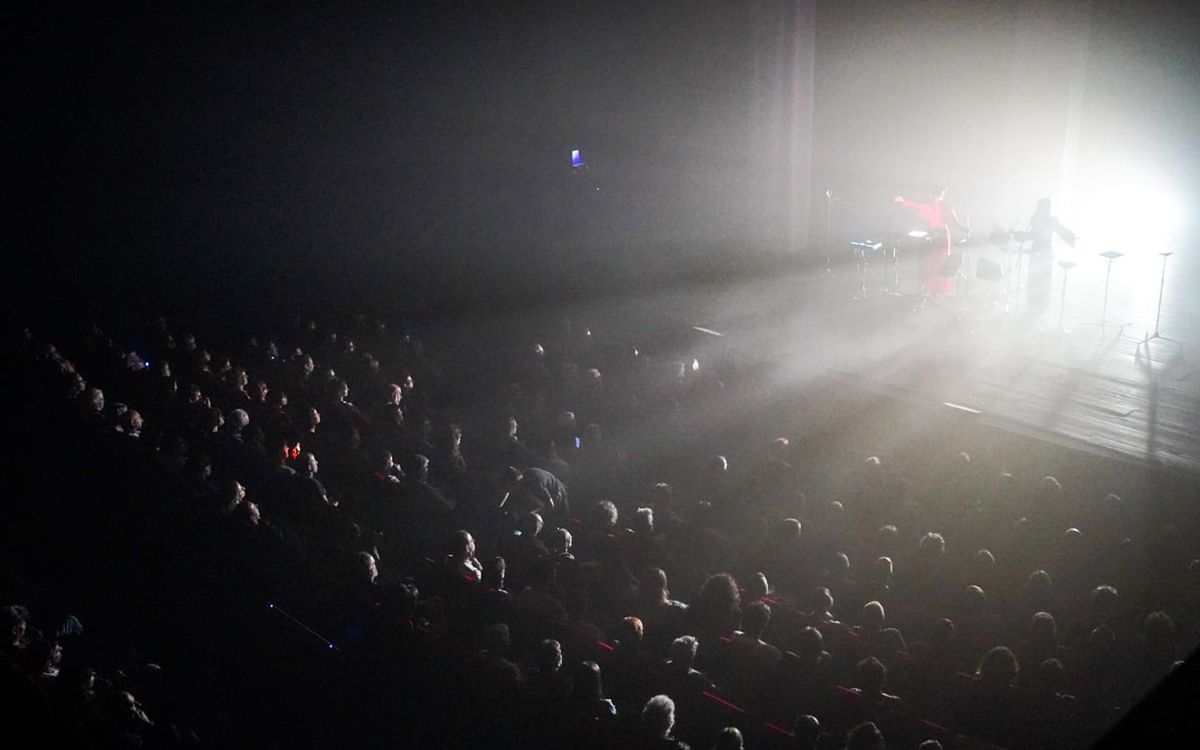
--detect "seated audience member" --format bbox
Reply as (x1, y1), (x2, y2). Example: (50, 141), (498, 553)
(844, 721), (885, 750)
(479, 622), (523, 685)
(812, 586), (837, 623)
(792, 715), (821, 750)
(634, 567), (689, 654)
(711, 726), (743, 750)
(448, 529), (483, 581)
(657, 635), (714, 699)
(607, 615), (656, 706)
(689, 573), (741, 665)
(635, 694), (691, 750)
(500, 512), (550, 590)
(849, 656), (903, 711)
(724, 600), (782, 704)
(561, 660), (618, 745)
(3, 604), (32, 660)
(1018, 611), (1062, 676)
(952, 646), (1026, 747)
(527, 638), (569, 716)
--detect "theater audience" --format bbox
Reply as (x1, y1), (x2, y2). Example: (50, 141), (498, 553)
(8, 311), (1196, 750)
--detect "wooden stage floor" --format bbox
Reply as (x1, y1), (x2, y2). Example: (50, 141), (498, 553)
(517, 243), (1200, 477)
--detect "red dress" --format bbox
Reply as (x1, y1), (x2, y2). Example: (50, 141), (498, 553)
(902, 199), (954, 296)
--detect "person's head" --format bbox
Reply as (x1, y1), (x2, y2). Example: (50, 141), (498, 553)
(572, 660), (604, 701)
(640, 567), (669, 602)
(708, 454), (729, 478)
(793, 715), (820, 749)
(745, 571), (770, 601)
(632, 507), (654, 536)
(371, 448), (395, 474)
(617, 616), (644, 646)
(856, 656), (887, 695)
(402, 453), (430, 480)
(778, 517), (803, 543)
(1029, 611), (1057, 643)
(871, 556), (893, 586)
(332, 378), (350, 402)
(229, 408), (250, 432)
(917, 741), (943, 750)
(972, 549), (996, 578)
(845, 721), (885, 750)
(518, 512), (544, 538)
(534, 638), (563, 674)
(861, 601), (885, 632)
(1031, 658), (1068, 695)
(22, 638), (61, 675)
(357, 551), (379, 584)
(713, 726), (744, 750)
(640, 694), (676, 739)
(84, 387), (105, 413)
(120, 409), (144, 435)
(961, 585), (987, 617)
(918, 532), (946, 559)
(669, 635), (699, 668)
(450, 529), (476, 561)
(698, 573), (741, 614)
(930, 617), (955, 645)
(977, 646), (1019, 686)
(830, 551), (852, 579)
(742, 601), (771, 639)
(931, 186), (947, 202)
(300, 451), (318, 476)
(483, 556), (506, 589)
(1088, 624), (1116, 656)
(550, 527), (573, 555)
(1090, 585), (1120, 622)
(1026, 569), (1053, 597)
(591, 500), (619, 532)
(875, 524), (899, 552)
(797, 626), (824, 660)
(1144, 611), (1177, 653)
(879, 628), (906, 653)
(217, 480), (247, 515)
(1036, 197), (1052, 216)
(814, 586), (834, 615)
(3, 605), (29, 646)
(649, 482), (673, 508)
(483, 623), (510, 656)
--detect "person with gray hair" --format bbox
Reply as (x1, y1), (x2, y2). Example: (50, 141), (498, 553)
(639, 694), (690, 748)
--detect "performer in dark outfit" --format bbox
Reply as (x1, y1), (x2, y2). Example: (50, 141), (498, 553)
(893, 187), (970, 302)
(1016, 198), (1076, 321)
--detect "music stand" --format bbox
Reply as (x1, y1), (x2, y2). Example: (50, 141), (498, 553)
(1148, 251), (1174, 341)
(1137, 250), (1183, 362)
(1077, 251), (1129, 339)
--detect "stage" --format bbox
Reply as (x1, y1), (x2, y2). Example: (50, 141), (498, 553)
(475, 240), (1200, 479)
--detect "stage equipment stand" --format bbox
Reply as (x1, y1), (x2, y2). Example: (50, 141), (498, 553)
(823, 189), (841, 273)
(1080, 250), (1127, 338)
(1137, 250), (1183, 361)
(850, 241), (882, 299)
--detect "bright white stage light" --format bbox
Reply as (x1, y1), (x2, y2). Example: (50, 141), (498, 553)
(1073, 167), (1182, 254)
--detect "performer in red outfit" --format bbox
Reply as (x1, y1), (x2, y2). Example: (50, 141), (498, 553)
(893, 187), (970, 300)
